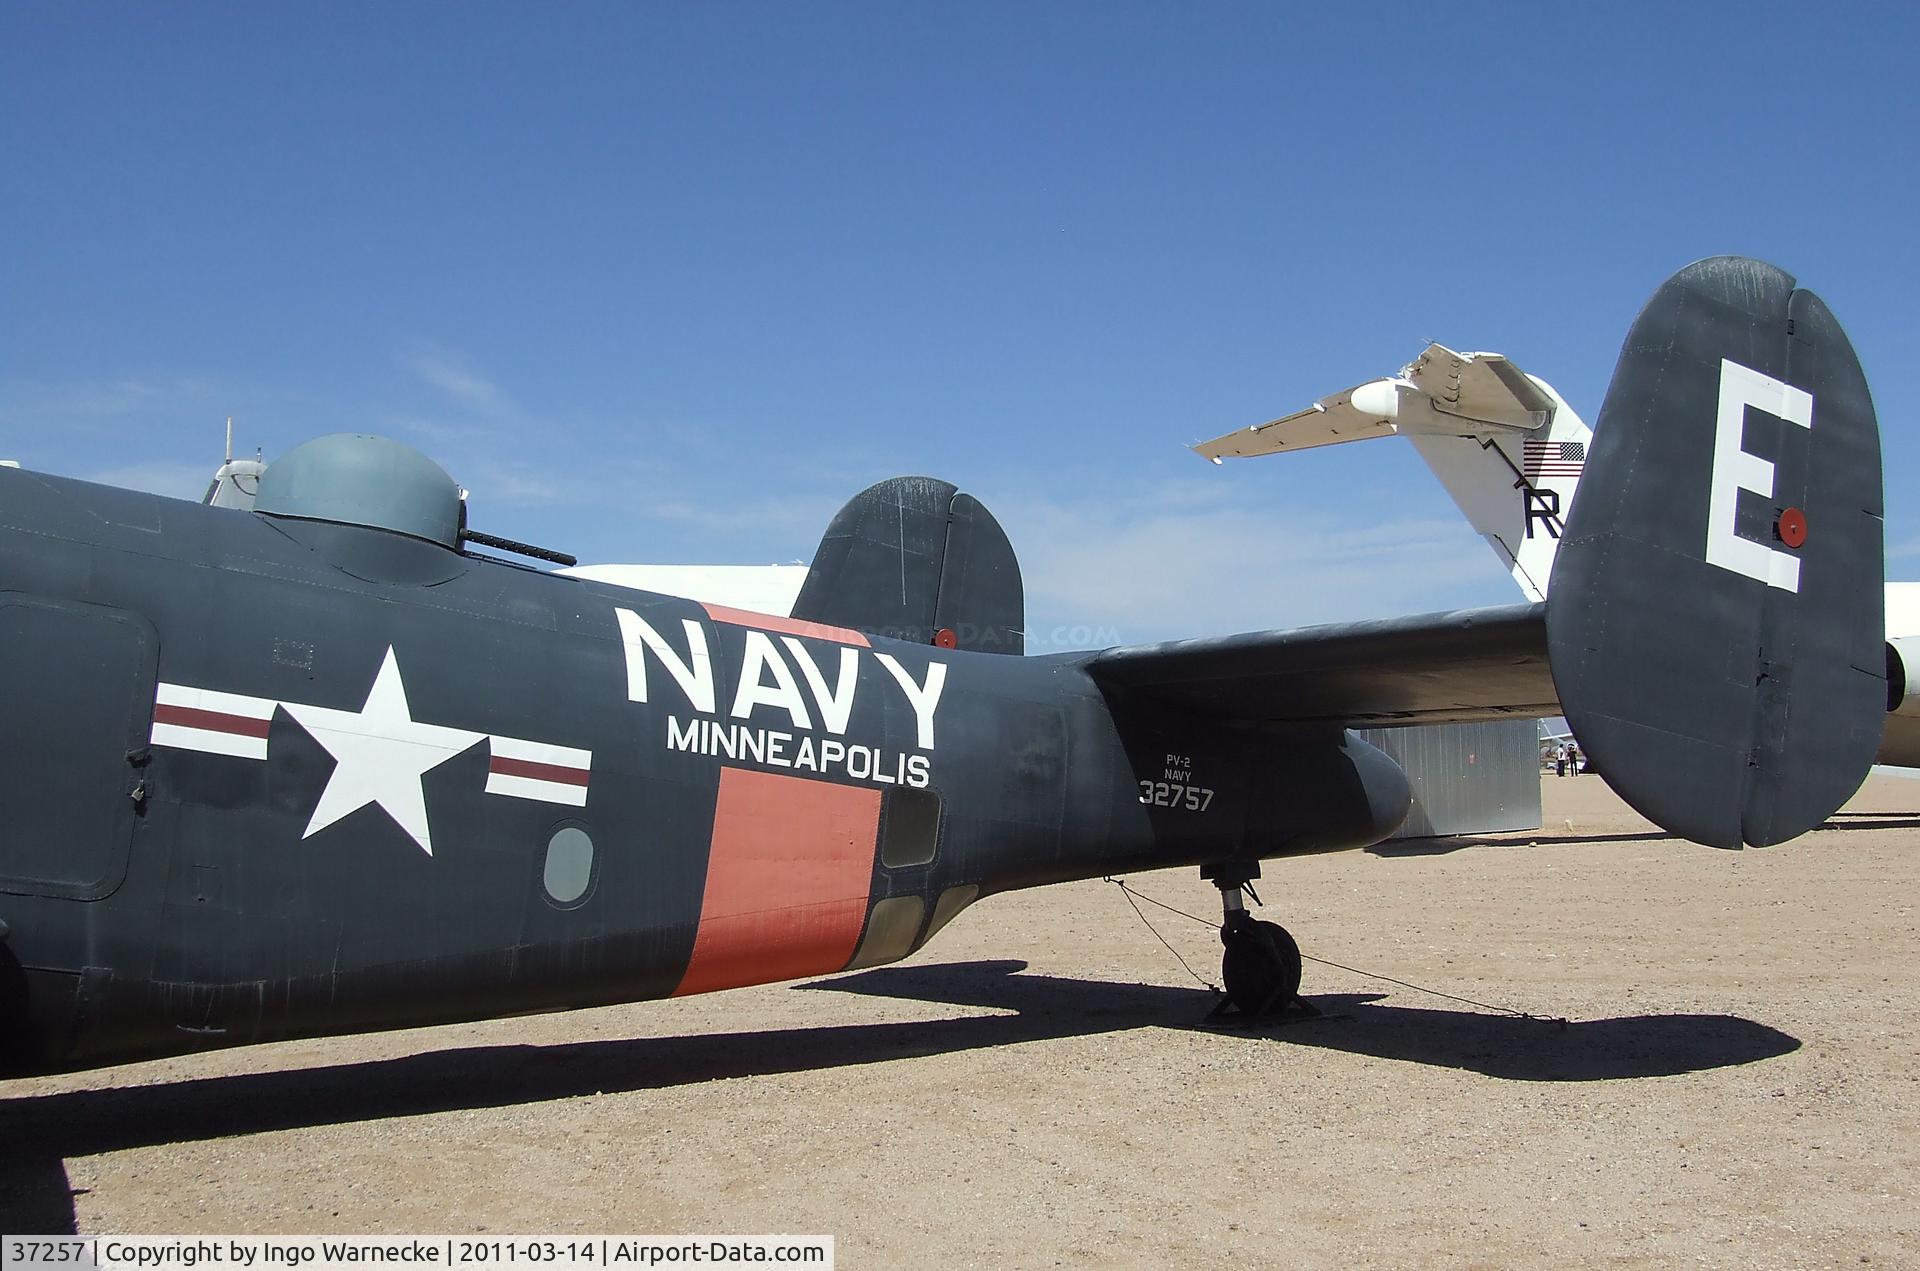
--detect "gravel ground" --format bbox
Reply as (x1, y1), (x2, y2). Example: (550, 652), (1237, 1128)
(4, 772), (1917, 1269)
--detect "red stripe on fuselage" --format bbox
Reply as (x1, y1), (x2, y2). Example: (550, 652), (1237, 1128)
(487, 755), (591, 786)
(152, 704), (273, 738)
(673, 767), (881, 997)
(700, 603), (871, 647)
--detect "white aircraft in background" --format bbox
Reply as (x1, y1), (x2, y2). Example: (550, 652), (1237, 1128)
(558, 562), (808, 615)
(1194, 344), (1920, 768)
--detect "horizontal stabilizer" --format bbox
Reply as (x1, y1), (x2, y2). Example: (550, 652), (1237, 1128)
(1193, 345), (1556, 462)
(1087, 604), (1553, 728)
(1192, 388), (1398, 459)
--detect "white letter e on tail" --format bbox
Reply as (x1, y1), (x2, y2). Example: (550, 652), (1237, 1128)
(1705, 358), (1813, 593)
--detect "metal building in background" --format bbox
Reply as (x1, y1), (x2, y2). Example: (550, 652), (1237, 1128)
(1362, 719), (1541, 839)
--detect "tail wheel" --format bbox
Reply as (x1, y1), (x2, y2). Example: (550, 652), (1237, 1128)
(1221, 918), (1302, 1016)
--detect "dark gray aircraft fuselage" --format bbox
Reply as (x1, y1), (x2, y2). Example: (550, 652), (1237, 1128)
(0, 468), (1405, 1075)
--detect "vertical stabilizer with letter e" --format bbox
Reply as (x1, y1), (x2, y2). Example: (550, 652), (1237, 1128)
(1547, 256), (1883, 846)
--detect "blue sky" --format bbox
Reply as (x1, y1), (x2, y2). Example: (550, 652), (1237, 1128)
(5, 3), (1916, 650)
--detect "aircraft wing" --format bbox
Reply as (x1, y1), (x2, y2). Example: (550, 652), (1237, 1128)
(1192, 386), (1398, 460)
(1085, 602), (1555, 728)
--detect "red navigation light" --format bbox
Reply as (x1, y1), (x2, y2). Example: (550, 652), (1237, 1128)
(1777, 506), (1808, 549)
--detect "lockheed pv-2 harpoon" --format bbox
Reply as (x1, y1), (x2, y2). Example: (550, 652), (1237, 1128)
(0, 257), (1885, 1075)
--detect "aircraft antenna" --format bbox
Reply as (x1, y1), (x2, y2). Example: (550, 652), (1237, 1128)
(225, 416), (234, 464)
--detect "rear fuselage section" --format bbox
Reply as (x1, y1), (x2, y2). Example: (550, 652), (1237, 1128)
(0, 469), (1407, 1074)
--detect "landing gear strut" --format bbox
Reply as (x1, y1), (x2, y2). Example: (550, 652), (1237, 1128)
(1203, 862), (1310, 1021)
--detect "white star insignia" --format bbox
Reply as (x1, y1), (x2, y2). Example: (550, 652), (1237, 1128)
(282, 647), (484, 856)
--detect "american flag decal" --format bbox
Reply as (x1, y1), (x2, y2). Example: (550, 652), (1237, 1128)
(1522, 439), (1586, 478)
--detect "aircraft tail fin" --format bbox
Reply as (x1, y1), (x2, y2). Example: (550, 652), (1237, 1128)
(1545, 256), (1884, 846)
(1194, 346), (1593, 603)
(792, 477), (1025, 654)
(1402, 367), (1591, 604)
(1140, 258), (1884, 846)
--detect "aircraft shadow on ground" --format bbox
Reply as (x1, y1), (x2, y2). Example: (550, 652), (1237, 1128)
(1815, 815), (1920, 831)
(1370, 811), (1920, 856)
(0, 959), (1799, 1235)
(1371, 829), (1672, 855)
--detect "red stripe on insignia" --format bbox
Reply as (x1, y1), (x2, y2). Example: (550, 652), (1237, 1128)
(700, 602), (871, 647)
(487, 755), (591, 786)
(673, 767), (881, 997)
(153, 704), (273, 738)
